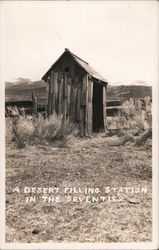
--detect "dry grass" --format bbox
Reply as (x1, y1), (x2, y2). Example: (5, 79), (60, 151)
(107, 97), (152, 135)
(5, 132), (152, 243)
(5, 100), (152, 243)
(6, 112), (76, 148)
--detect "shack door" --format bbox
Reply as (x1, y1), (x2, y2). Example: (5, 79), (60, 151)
(92, 82), (104, 132)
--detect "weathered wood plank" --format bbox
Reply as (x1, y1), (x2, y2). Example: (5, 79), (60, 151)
(77, 84), (81, 121)
(79, 79), (84, 136)
(32, 93), (38, 117)
(58, 73), (64, 115)
(64, 73), (68, 98)
(80, 106), (85, 137)
(62, 73), (67, 126)
(84, 75), (89, 136)
(81, 75), (87, 106)
(72, 84), (75, 121)
(50, 71), (54, 94)
(87, 80), (93, 135)
(71, 77), (77, 122)
(79, 74), (87, 136)
(54, 71), (58, 114)
(103, 84), (107, 133)
(47, 77), (51, 116)
(50, 71), (55, 113)
(81, 74), (90, 136)
(75, 77), (79, 122)
(70, 77), (73, 119)
(50, 93), (53, 115)
(73, 86), (78, 122)
(67, 77), (71, 118)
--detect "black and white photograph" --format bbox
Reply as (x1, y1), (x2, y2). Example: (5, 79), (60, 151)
(0, 1), (158, 249)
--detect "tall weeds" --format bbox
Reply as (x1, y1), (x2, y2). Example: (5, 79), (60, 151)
(6, 109), (75, 148)
(114, 97), (152, 134)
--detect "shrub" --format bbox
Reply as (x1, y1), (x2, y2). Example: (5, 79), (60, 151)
(114, 97), (152, 134)
(33, 113), (75, 146)
(6, 109), (76, 148)
(13, 115), (35, 147)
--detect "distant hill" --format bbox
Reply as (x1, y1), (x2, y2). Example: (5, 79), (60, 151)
(5, 79), (48, 105)
(5, 78), (152, 105)
(107, 85), (152, 101)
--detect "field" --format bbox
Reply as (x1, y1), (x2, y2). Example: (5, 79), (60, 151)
(5, 132), (152, 243)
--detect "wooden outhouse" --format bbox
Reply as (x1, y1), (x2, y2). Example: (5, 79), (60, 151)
(42, 49), (108, 136)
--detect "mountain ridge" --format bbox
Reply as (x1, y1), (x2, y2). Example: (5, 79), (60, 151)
(5, 79), (152, 103)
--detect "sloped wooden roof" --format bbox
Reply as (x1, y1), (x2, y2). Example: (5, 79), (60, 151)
(42, 48), (108, 84)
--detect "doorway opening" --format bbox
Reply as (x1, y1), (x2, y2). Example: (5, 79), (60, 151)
(92, 82), (104, 132)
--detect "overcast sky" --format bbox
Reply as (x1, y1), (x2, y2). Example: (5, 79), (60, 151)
(2, 1), (158, 85)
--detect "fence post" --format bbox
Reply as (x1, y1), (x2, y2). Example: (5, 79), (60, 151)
(32, 93), (38, 117)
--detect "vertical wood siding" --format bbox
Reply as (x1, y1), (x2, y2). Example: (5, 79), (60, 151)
(103, 85), (107, 133)
(47, 66), (107, 136)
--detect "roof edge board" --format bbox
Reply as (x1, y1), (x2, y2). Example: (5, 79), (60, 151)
(42, 49), (108, 84)
(42, 49), (89, 81)
(90, 75), (108, 85)
(42, 50), (66, 81)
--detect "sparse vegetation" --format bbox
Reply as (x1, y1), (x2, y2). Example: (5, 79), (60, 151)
(6, 107), (76, 148)
(107, 97), (152, 147)
(5, 97), (152, 243)
(115, 97), (152, 133)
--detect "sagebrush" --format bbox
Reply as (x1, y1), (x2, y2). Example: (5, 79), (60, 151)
(108, 97), (152, 134)
(6, 109), (76, 148)
(116, 97), (152, 132)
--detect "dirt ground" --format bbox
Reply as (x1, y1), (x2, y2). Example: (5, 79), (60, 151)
(5, 133), (152, 243)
